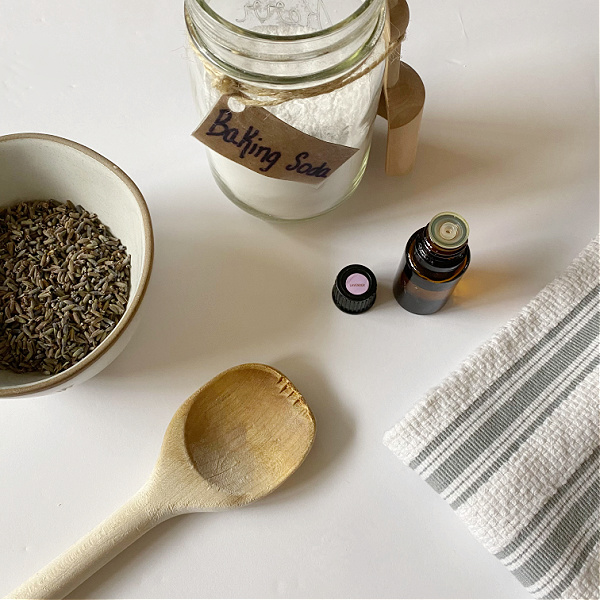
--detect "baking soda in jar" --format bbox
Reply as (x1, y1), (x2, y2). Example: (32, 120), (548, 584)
(186, 0), (386, 221)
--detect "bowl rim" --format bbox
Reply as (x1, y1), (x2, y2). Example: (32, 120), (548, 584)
(0, 132), (154, 397)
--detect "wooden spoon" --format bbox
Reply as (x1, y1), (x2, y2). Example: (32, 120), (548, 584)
(8, 364), (315, 600)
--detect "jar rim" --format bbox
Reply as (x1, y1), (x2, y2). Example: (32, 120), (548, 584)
(187, 0), (382, 41)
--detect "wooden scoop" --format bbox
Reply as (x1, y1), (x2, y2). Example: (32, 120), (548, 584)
(8, 364), (315, 600)
(378, 0), (426, 175)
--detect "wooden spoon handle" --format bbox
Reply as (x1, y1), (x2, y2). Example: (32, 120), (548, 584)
(7, 485), (167, 600)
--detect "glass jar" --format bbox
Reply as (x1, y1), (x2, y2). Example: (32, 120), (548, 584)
(185, 0), (386, 221)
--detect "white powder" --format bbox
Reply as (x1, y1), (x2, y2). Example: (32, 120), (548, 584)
(189, 31), (384, 220)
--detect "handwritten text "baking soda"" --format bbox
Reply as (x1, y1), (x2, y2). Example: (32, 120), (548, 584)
(206, 109), (332, 178)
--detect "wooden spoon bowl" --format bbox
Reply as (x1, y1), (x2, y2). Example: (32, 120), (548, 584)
(8, 364), (315, 599)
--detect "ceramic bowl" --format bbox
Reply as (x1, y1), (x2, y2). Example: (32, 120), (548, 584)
(0, 133), (153, 398)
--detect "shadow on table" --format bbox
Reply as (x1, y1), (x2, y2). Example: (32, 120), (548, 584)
(98, 214), (322, 384)
(274, 112), (586, 234)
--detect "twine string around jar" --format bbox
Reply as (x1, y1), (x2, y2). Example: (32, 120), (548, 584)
(185, 12), (402, 108)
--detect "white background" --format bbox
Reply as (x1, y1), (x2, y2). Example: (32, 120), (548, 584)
(0, 0), (598, 598)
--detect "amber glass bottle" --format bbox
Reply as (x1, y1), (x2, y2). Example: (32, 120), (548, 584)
(393, 212), (470, 315)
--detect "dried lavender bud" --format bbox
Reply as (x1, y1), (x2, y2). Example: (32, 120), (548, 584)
(0, 200), (131, 375)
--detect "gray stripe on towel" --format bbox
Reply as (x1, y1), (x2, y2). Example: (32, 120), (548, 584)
(448, 353), (599, 508)
(496, 447), (600, 561)
(511, 477), (599, 587)
(424, 310), (599, 500)
(409, 286), (599, 472)
(542, 532), (600, 599)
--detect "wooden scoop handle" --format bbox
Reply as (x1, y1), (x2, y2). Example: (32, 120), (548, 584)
(386, 0), (410, 86)
(380, 61), (425, 175)
(7, 485), (167, 600)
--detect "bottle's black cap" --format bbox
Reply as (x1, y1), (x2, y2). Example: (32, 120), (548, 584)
(332, 264), (377, 314)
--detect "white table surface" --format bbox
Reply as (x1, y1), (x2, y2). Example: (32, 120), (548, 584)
(0, 0), (598, 598)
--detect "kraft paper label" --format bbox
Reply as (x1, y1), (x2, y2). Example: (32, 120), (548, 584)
(192, 96), (359, 184)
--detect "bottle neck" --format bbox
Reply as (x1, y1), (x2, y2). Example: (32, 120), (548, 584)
(185, 0), (385, 88)
(410, 227), (469, 276)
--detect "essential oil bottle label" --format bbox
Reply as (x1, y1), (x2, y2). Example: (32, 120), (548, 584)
(192, 95), (359, 184)
(345, 273), (369, 295)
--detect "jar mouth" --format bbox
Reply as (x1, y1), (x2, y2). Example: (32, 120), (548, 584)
(185, 0), (386, 87)
(189, 0), (380, 41)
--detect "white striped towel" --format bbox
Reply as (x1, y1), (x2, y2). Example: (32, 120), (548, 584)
(384, 237), (599, 600)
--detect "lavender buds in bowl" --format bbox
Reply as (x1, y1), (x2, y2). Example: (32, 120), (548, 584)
(0, 133), (153, 398)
